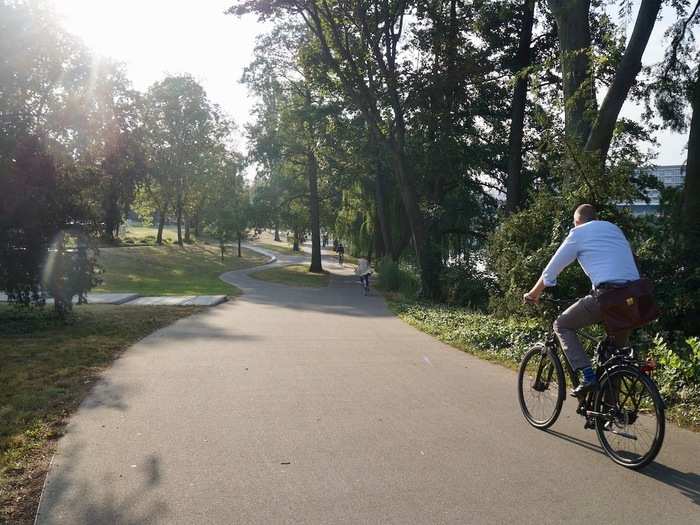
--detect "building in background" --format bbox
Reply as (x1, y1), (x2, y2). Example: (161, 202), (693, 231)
(624, 165), (686, 215)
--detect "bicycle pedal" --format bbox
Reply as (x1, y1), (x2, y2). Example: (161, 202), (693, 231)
(584, 418), (596, 430)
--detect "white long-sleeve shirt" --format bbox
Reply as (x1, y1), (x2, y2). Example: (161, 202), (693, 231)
(541, 220), (639, 288)
(355, 258), (371, 276)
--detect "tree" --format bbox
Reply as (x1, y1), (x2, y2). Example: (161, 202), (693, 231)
(0, 135), (99, 314)
(547, 0), (663, 165)
(650, 0), (700, 250)
(231, 1), (445, 297)
(0, 1), (101, 314)
(243, 22), (337, 273)
(205, 154), (251, 259)
(143, 75), (217, 246)
(505, 0), (537, 213)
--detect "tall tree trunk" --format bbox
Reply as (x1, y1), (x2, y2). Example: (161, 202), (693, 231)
(388, 139), (441, 299)
(274, 224), (281, 242)
(548, 0), (596, 146)
(156, 210), (166, 245)
(584, 0), (663, 161)
(176, 195), (183, 247)
(549, 0), (662, 168)
(307, 148), (323, 273)
(184, 218), (191, 243)
(682, 70), (700, 250)
(237, 232), (242, 257)
(373, 154), (393, 257)
(302, 2), (438, 296)
(392, 205), (412, 261)
(505, 0), (536, 214)
(292, 230), (300, 252)
(374, 216), (385, 259)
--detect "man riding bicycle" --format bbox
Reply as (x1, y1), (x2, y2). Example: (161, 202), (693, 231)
(523, 204), (640, 397)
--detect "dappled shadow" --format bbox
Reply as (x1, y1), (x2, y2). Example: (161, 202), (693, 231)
(37, 443), (169, 524)
(143, 454), (161, 487)
(144, 312), (262, 342)
(237, 290), (394, 319)
(81, 377), (133, 412)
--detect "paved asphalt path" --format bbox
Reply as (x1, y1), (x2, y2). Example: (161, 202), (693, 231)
(37, 249), (700, 524)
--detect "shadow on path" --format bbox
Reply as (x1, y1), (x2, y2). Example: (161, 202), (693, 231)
(38, 443), (169, 525)
(643, 463), (700, 506)
(545, 428), (700, 507)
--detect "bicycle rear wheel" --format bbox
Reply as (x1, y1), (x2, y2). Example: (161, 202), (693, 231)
(518, 345), (565, 429)
(594, 366), (665, 469)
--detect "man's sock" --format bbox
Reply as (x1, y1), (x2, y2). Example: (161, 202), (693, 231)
(581, 366), (597, 384)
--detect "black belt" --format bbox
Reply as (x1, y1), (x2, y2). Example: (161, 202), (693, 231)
(595, 281), (632, 291)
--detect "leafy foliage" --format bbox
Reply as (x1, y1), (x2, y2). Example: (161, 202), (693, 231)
(392, 300), (545, 364)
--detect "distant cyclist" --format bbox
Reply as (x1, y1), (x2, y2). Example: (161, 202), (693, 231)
(355, 256), (372, 294)
(337, 243), (345, 265)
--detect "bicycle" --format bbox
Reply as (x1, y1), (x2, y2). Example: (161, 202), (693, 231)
(359, 272), (372, 295)
(517, 297), (665, 469)
(338, 252), (344, 266)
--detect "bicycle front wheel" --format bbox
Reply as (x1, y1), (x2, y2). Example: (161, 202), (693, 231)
(517, 345), (565, 429)
(594, 366), (665, 469)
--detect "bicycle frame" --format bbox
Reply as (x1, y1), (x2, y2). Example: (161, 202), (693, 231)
(537, 329), (631, 425)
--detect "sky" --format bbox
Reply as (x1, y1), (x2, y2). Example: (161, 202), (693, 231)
(52, 0), (689, 165)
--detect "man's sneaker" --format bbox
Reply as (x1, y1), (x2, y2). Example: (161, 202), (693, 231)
(570, 379), (600, 398)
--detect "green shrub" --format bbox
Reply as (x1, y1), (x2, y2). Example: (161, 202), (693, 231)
(439, 262), (491, 310)
(377, 257), (401, 291)
(647, 334), (700, 427)
(392, 301), (545, 363)
(377, 258), (419, 299)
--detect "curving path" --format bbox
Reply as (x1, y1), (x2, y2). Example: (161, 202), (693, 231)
(36, 247), (700, 524)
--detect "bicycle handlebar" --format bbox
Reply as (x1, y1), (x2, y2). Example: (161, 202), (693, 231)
(523, 296), (578, 308)
(538, 296), (577, 305)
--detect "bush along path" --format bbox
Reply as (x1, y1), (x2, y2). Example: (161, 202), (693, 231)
(390, 299), (700, 430)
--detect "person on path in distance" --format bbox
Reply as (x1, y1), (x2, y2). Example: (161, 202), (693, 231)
(523, 204), (640, 397)
(355, 256), (372, 293)
(337, 242), (345, 265)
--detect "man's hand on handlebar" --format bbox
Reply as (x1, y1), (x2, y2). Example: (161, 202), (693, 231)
(523, 276), (546, 305)
(523, 292), (540, 305)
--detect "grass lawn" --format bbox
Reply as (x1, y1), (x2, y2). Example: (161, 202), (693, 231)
(0, 304), (199, 524)
(250, 264), (330, 287)
(119, 224), (179, 245)
(95, 244), (268, 296)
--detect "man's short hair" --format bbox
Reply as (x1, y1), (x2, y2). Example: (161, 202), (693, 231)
(575, 204), (597, 223)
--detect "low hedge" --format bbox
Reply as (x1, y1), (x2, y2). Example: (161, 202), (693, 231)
(391, 301), (545, 365)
